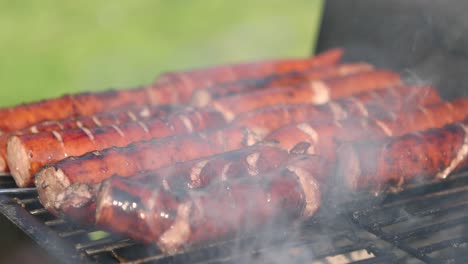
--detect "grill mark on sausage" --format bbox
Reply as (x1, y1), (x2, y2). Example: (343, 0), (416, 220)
(139, 107), (151, 118)
(190, 160), (209, 187)
(30, 126), (39, 133)
(80, 126), (96, 141)
(328, 102), (347, 120)
(308, 80), (330, 104)
(126, 111), (138, 122)
(246, 152), (260, 176)
(91, 116), (103, 127)
(296, 123), (319, 154)
(220, 162), (233, 181)
(212, 103), (235, 121)
(437, 123), (468, 179)
(136, 121), (150, 134)
(348, 96), (369, 117)
(179, 115), (194, 133)
(111, 125), (125, 138)
(374, 119), (393, 136)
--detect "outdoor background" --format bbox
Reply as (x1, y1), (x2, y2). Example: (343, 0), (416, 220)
(0, 1), (323, 262)
(0, 0), (323, 107)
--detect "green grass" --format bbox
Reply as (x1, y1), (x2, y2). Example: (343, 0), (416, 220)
(0, 0), (323, 107)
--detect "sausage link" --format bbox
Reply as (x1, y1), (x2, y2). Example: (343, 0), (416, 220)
(9, 109), (225, 187)
(191, 63), (373, 107)
(233, 85), (441, 138)
(155, 49), (343, 87)
(94, 155), (326, 254)
(0, 104), (175, 173)
(54, 145), (289, 222)
(265, 99), (468, 160)
(210, 70), (402, 120)
(335, 118), (468, 195)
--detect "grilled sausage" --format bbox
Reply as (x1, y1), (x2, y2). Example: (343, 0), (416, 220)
(335, 118), (468, 195)
(209, 70), (402, 120)
(35, 132), (227, 214)
(232, 85), (442, 137)
(54, 145), (289, 222)
(155, 49), (343, 87)
(190, 63), (374, 107)
(0, 104), (175, 173)
(0, 49), (341, 134)
(266, 99), (468, 159)
(94, 155), (327, 254)
(9, 109), (225, 187)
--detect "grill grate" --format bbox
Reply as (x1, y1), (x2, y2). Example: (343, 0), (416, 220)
(0, 171), (467, 263)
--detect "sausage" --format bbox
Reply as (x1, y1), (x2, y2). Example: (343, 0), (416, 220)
(0, 49), (341, 134)
(9, 109), (226, 187)
(53, 145), (290, 223)
(34, 86), (440, 213)
(0, 88), (156, 134)
(190, 63), (374, 107)
(335, 118), (468, 195)
(94, 155), (327, 254)
(209, 70), (402, 120)
(155, 49), (343, 87)
(35, 132), (227, 214)
(232, 85), (442, 138)
(265, 99), (468, 160)
(0, 104), (176, 173)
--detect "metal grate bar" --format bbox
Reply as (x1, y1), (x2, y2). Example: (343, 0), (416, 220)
(417, 235), (468, 255)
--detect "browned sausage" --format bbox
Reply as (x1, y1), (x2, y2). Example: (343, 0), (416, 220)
(35, 132), (228, 213)
(209, 70), (402, 120)
(94, 155), (327, 254)
(155, 48), (343, 87)
(265, 99), (468, 160)
(0, 104), (176, 173)
(0, 88), (156, 134)
(0, 49), (342, 134)
(232, 85), (442, 137)
(190, 63), (374, 107)
(53, 144), (289, 222)
(9, 109), (226, 187)
(335, 118), (468, 195)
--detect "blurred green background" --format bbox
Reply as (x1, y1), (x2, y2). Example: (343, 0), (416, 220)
(0, 0), (323, 108)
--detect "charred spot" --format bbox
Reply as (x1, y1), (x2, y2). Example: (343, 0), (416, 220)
(290, 142), (311, 155)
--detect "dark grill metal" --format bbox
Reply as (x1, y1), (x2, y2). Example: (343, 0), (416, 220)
(0, 169), (467, 263)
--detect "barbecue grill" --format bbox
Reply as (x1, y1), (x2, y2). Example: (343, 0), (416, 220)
(1, 1), (468, 263)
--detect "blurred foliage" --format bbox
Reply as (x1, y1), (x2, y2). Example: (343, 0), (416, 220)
(0, 0), (323, 107)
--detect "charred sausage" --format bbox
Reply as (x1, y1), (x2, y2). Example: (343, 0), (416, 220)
(335, 118), (468, 195)
(94, 155), (327, 254)
(53, 144), (289, 222)
(265, 99), (468, 159)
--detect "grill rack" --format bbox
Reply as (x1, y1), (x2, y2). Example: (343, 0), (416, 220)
(0, 170), (467, 263)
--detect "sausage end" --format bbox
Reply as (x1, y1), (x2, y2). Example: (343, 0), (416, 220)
(7, 136), (32, 187)
(36, 166), (71, 215)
